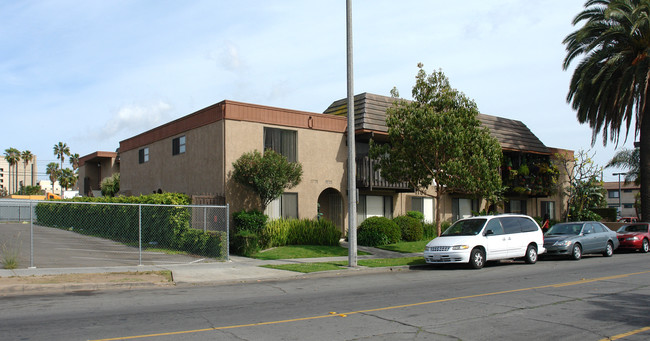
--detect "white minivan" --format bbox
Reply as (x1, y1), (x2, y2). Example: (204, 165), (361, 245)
(424, 214), (546, 269)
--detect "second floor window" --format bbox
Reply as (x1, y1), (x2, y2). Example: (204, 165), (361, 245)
(139, 147), (149, 164)
(172, 136), (186, 155)
(264, 128), (296, 162)
(608, 190), (620, 198)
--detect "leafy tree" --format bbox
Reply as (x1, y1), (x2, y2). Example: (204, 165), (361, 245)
(45, 162), (60, 194)
(606, 147), (640, 185)
(232, 149), (303, 211)
(100, 173), (120, 197)
(3, 147), (20, 194)
(370, 64), (503, 236)
(563, 0), (650, 221)
(557, 150), (606, 221)
(69, 153), (80, 171)
(53, 142), (70, 172)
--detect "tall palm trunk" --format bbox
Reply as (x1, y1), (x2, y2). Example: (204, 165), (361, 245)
(640, 100), (650, 222)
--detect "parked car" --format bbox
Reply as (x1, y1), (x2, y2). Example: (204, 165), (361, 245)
(423, 214), (546, 269)
(543, 222), (619, 260)
(618, 217), (639, 223)
(616, 223), (650, 253)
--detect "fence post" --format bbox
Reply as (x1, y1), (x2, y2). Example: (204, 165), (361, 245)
(29, 200), (35, 269)
(203, 207), (207, 233)
(138, 204), (142, 266)
(226, 203), (230, 261)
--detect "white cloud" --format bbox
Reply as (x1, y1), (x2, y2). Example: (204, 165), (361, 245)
(98, 101), (174, 141)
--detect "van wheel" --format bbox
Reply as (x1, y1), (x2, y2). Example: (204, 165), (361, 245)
(603, 241), (614, 257)
(570, 244), (582, 260)
(469, 248), (485, 269)
(524, 245), (538, 264)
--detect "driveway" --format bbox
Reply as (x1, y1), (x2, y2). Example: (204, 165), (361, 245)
(0, 223), (216, 269)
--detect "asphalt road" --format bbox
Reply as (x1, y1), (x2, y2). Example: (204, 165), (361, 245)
(1, 251), (649, 340)
(0, 223), (211, 268)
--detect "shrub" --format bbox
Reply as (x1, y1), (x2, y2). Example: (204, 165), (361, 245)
(423, 222), (437, 239)
(393, 216), (423, 241)
(231, 230), (260, 257)
(406, 211), (424, 221)
(357, 216), (401, 247)
(260, 218), (341, 248)
(233, 210), (267, 234)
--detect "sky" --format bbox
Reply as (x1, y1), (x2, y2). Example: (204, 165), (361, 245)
(0, 0), (639, 183)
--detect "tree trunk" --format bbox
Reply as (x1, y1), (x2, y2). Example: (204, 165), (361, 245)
(640, 102), (650, 222)
(435, 184), (442, 237)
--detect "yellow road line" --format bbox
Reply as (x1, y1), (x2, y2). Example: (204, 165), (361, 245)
(90, 270), (650, 341)
(600, 326), (650, 340)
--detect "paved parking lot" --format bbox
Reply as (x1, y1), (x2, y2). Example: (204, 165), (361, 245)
(0, 223), (216, 269)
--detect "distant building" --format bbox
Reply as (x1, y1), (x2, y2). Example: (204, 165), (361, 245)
(38, 179), (61, 195)
(78, 151), (120, 197)
(0, 156), (38, 195)
(603, 181), (639, 218)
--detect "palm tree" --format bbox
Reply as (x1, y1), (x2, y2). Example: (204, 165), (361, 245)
(3, 148), (20, 195)
(606, 148), (640, 185)
(563, 0), (650, 221)
(21, 150), (34, 189)
(53, 142), (70, 172)
(46, 162), (60, 194)
(69, 153), (80, 171)
(59, 168), (77, 191)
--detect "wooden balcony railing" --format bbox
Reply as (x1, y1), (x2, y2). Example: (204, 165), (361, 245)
(355, 155), (412, 191)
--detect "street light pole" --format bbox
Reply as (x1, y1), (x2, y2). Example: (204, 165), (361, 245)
(613, 172), (626, 217)
(346, 0), (357, 267)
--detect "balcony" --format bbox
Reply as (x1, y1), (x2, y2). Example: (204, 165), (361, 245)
(355, 155), (412, 192)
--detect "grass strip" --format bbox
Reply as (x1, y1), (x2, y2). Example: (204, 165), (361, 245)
(261, 257), (426, 273)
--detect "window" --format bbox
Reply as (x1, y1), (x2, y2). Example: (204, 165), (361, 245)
(172, 136), (186, 155)
(541, 201), (555, 220)
(485, 219), (504, 235)
(357, 195), (393, 226)
(624, 203), (634, 208)
(506, 199), (527, 214)
(264, 128), (297, 162)
(608, 190), (620, 198)
(265, 193), (298, 219)
(623, 189), (633, 193)
(411, 197), (434, 223)
(452, 198), (479, 222)
(500, 217), (522, 234)
(138, 147), (149, 164)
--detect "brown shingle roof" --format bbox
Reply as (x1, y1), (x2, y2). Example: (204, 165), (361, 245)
(324, 92), (550, 155)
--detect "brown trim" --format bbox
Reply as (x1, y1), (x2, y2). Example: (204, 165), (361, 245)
(79, 151), (117, 167)
(119, 100), (348, 152)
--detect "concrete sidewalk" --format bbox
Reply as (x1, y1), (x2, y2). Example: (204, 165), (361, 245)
(0, 244), (424, 296)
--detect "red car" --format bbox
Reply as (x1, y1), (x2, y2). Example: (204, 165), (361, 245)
(616, 223), (650, 253)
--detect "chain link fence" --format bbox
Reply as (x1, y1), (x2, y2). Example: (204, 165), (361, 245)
(0, 199), (229, 269)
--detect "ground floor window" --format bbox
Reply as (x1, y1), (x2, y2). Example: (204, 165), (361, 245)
(506, 199), (527, 214)
(357, 195), (392, 226)
(541, 201), (555, 220)
(266, 193), (298, 219)
(452, 198), (479, 222)
(411, 197), (434, 223)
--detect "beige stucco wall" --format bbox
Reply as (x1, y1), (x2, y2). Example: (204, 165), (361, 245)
(223, 119), (348, 225)
(120, 121), (224, 196)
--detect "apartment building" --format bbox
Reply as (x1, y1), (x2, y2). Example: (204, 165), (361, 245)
(117, 93), (572, 234)
(603, 181), (640, 218)
(0, 156), (38, 195)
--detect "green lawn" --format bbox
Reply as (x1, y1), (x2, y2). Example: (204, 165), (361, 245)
(376, 239), (430, 253)
(252, 245), (370, 260)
